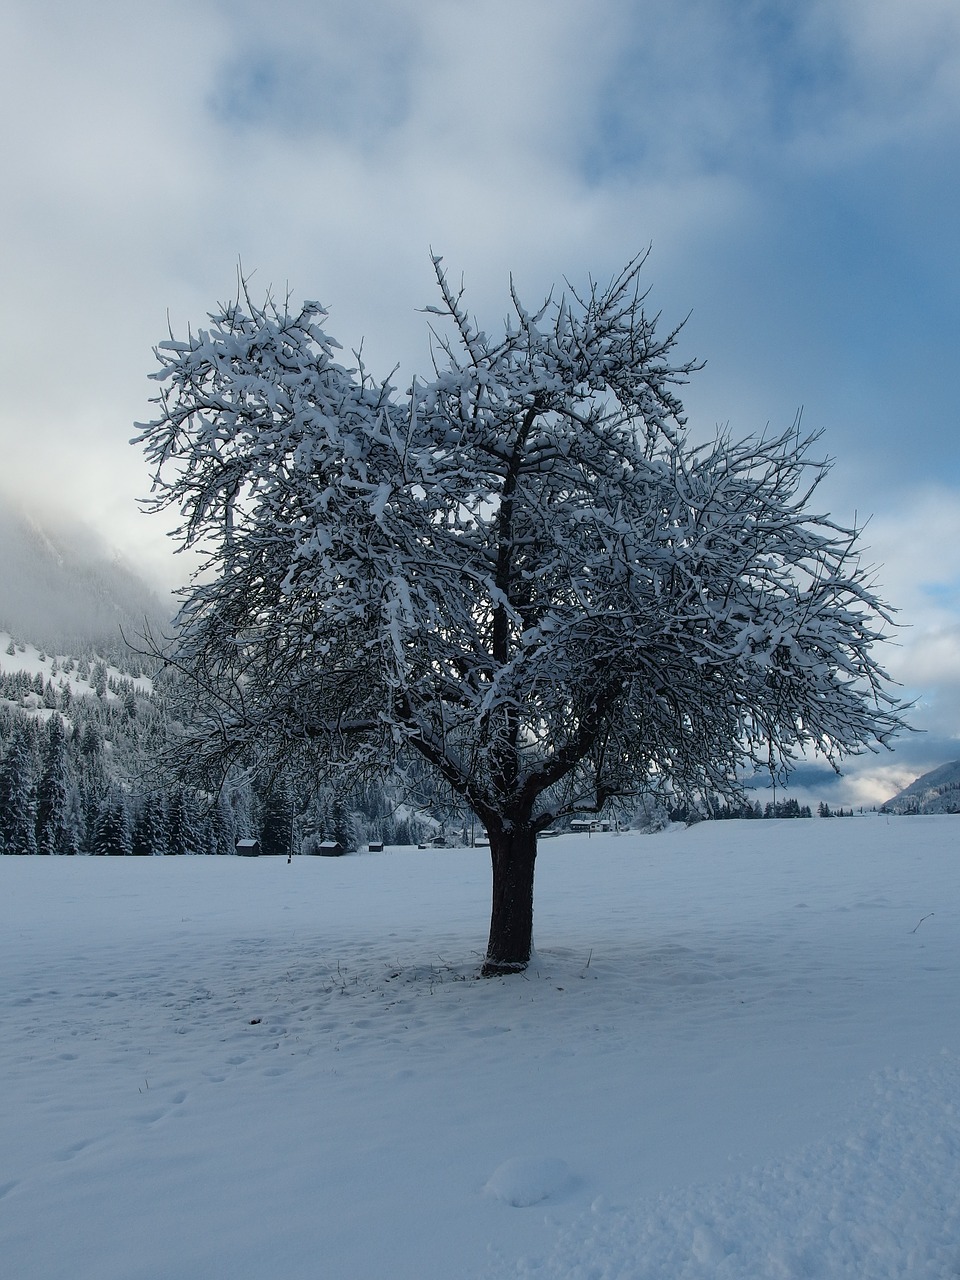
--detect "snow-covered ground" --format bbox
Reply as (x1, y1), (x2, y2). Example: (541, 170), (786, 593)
(3, 818), (959, 1278)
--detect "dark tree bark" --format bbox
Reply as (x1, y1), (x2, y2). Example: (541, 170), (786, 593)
(483, 824), (538, 975)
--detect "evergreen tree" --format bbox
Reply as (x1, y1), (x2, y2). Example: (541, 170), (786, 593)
(227, 780), (255, 847)
(167, 788), (200, 855)
(92, 661), (108, 699)
(62, 785), (84, 856)
(208, 793), (236, 856)
(36, 715), (70, 855)
(0, 724), (38, 855)
(329, 797), (360, 853)
(78, 753), (108, 854)
(132, 792), (167, 856)
(93, 787), (132, 856)
(259, 781), (295, 856)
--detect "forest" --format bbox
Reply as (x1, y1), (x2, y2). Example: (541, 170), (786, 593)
(0, 632), (436, 856)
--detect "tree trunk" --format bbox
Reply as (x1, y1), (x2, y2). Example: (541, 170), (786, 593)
(482, 825), (537, 976)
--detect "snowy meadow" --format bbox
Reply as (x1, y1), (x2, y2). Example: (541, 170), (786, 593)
(3, 819), (960, 1278)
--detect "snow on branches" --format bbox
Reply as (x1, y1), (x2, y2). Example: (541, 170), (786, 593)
(135, 255), (907, 970)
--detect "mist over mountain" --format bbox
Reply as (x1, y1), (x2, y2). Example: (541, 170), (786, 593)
(0, 500), (171, 660)
(881, 761), (960, 815)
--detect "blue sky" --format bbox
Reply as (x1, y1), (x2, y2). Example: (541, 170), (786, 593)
(1, 0), (959, 804)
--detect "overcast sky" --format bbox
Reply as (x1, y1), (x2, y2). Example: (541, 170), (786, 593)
(2, 0), (959, 803)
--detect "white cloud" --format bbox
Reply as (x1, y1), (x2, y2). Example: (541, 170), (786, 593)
(857, 488), (960, 746)
(0, 0), (957, 819)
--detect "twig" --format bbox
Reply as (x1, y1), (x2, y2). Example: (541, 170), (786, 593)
(910, 912), (934, 934)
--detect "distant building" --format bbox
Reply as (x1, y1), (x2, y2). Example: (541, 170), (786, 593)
(569, 819), (612, 834)
(308, 839), (345, 857)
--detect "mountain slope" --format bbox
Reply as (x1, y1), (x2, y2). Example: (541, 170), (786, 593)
(882, 760), (960, 814)
(0, 502), (169, 660)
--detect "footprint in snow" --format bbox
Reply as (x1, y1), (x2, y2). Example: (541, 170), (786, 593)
(484, 1157), (572, 1207)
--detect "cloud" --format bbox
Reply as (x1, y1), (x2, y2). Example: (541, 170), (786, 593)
(207, 1), (419, 145)
(0, 0), (958, 813)
(854, 488), (960, 763)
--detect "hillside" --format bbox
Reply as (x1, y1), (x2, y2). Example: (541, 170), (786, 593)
(881, 760), (960, 814)
(0, 502), (169, 661)
(0, 628), (429, 856)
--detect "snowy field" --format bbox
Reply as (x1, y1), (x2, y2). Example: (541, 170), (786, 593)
(3, 818), (960, 1279)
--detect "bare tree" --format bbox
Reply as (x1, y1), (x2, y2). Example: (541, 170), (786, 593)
(134, 253), (906, 973)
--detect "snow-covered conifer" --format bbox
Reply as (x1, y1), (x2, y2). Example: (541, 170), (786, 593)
(93, 787), (132, 857)
(0, 724), (38, 855)
(36, 714), (70, 855)
(258, 781), (296, 857)
(167, 788), (200, 856)
(132, 792), (167, 856)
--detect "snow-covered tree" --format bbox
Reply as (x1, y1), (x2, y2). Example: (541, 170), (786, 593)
(62, 784), (84, 856)
(36, 714), (70, 855)
(207, 791), (236, 856)
(0, 723), (38, 856)
(78, 749), (108, 853)
(257, 779), (295, 856)
(93, 786), (132, 857)
(135, 254), (906, 972)
(91, 661), (108, 699)
(167, 787), (201, 856)
(132, 792), (168, 856)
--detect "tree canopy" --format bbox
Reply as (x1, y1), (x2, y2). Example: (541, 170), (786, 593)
(135, 253), (906, 972)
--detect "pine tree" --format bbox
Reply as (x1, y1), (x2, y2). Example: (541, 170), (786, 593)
(93, 787), (132, 856)
(329, 798), (360, 853)
(36, 715), (70, 855)
(259, 781), (295, 856)
(78, 753), (108, 854)
(0, 724), (38, 855)
(226, 780), (255, 849)
(132, 792), (167, 856)
(208, 793), (236, 856)
(92, 661), (108, 699)
(167, 788), (200, 855)
(62, 785), (84, 856)
(80, 722), (102, 757)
